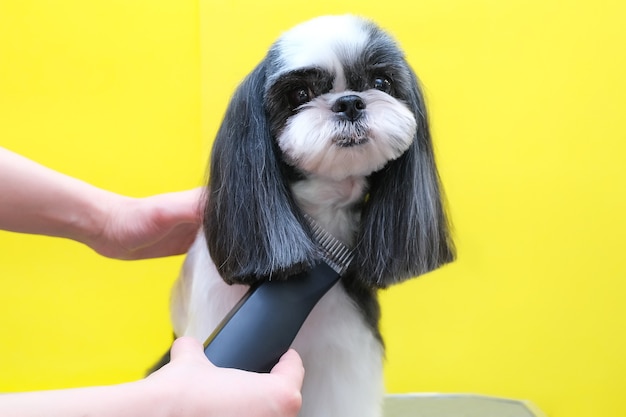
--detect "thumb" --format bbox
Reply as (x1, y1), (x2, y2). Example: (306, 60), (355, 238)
(169, 336), (206, 362)
(270, 349), (305, 389)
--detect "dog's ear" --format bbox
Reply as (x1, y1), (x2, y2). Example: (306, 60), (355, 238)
(354, 68), (455, 287)
(204, 61), (319, 284)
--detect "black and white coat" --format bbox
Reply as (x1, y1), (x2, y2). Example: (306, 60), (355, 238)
(170, 15), (454, 417)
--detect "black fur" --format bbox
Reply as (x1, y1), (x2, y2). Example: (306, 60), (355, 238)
(204, 62), (321, 284)
(353, 67), (455, 287)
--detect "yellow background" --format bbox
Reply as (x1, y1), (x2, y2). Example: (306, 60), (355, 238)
(1, 1), (625, 416)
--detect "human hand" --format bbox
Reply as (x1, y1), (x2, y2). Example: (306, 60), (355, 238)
(86, 188), (204, 260)
(146, 337), (304, 417)
(0, 337), (303, 417)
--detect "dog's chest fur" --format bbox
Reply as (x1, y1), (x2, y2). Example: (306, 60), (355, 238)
(171, 176), (385, 417)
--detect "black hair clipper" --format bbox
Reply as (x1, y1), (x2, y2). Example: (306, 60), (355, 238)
(203, 217), (353, 373)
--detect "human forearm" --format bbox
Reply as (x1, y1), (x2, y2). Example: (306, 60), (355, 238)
(0, 380), (169, 417)
(0, 147), (203, 259)
(0, 147), (114, 244)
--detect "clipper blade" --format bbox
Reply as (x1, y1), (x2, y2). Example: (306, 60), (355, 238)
(304, 214), (353, 275)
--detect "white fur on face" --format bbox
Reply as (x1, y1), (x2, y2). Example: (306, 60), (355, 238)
(277, 90), (417, 180)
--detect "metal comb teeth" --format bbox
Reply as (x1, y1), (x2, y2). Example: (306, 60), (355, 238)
(304, 214), (354, 275)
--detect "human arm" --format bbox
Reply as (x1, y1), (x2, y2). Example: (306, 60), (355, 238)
(0, 147), (203, 259)
(0, 337), (304, 417)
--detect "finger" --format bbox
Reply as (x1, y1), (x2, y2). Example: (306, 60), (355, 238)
(169, 336), (205, 362)
(154, 188), (205, 223)
(270, 349), (305, 389)
(190, 186), (207, 217)
(125, 222), (200, 259)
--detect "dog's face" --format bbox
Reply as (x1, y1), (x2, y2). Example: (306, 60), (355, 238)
(264, 15), (418, 180)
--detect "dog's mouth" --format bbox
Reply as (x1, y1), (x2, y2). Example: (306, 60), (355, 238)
(333, 135), (369, 147)
(332, 122), (369, 147)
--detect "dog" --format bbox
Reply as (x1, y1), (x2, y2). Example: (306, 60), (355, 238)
(168, 15), (455, 417)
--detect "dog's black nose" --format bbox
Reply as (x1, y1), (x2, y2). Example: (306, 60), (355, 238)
(332, 95), (366, 122)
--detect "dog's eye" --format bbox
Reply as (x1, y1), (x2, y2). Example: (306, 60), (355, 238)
(373, 76), (392, 94)
(288, 86), (312, 109)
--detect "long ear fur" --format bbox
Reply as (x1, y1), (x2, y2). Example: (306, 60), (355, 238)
(204, 62), (319, 284)
(354, 68), (455, 287)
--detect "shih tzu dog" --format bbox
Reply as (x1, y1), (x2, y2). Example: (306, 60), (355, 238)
(169, 15), (454, 417)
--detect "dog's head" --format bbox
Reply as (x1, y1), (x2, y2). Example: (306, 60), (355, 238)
(205, 15), (455, 286)
(264, 15), (417, 181)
